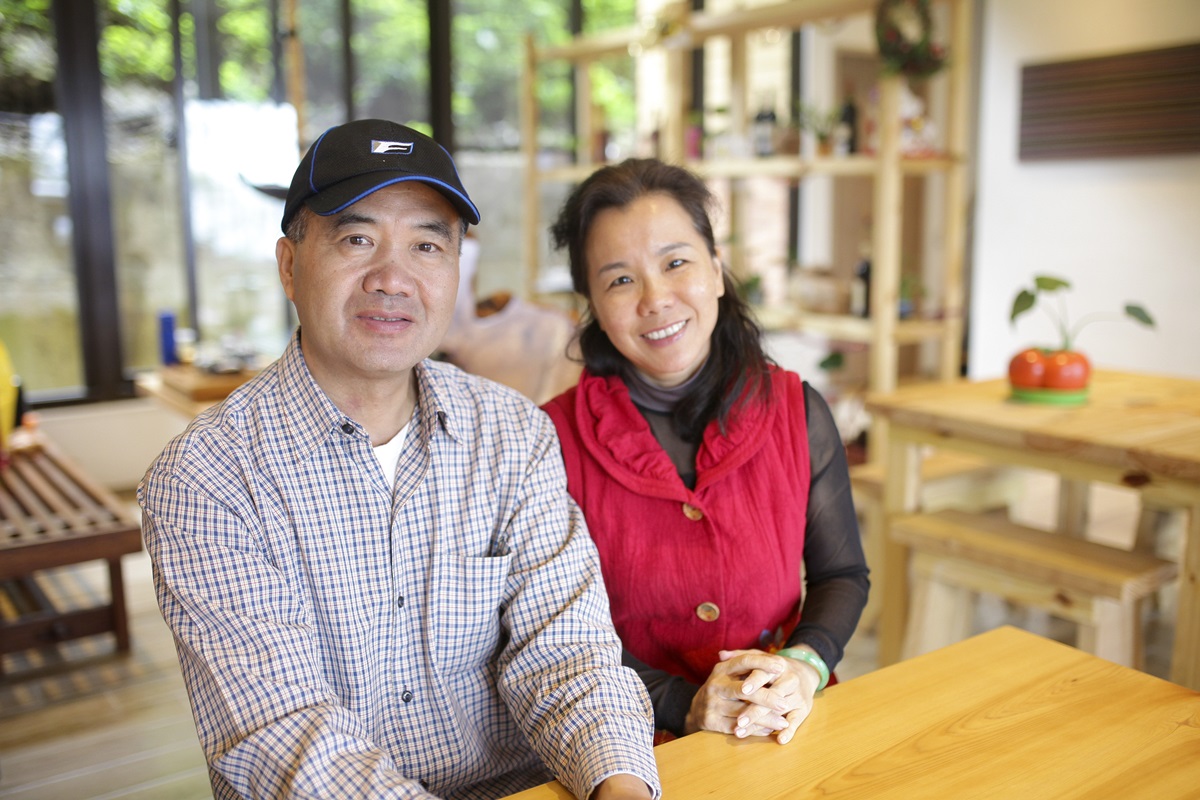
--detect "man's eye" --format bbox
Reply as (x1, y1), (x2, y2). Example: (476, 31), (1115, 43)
(346, 235), (370, 246)
(417, 242), (438, 253)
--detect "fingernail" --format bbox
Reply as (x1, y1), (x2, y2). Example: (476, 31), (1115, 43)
(742, 682), (753, 694)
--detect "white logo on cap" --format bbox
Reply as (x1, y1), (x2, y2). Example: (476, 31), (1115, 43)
(371, 140), (414, 154)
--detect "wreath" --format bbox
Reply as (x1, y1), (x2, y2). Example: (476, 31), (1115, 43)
(875, 0), (947, 78)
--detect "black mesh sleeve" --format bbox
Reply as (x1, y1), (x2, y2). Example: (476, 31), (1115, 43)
(783, 382), (871, 671)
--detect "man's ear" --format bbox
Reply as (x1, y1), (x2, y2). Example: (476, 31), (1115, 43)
(277, 237), (297, 301)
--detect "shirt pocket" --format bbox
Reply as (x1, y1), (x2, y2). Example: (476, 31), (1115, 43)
(430, 552), (513, 674)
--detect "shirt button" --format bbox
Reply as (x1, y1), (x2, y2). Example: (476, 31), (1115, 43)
(341, 422), (354, 435)
(396, 595), (405, 609)
(682, 503), (704, 521)
(696, 602), (720, 622)
(401, 689), (414, 703)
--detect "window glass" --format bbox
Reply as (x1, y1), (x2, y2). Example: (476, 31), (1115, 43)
(0, 1), (85, 397)
(184, 0), (296, 365)
(452, 0), (567, 151)
(354, 0), (430, 129)
(452, 0), (635, 298)
(296, 0), (349, 143)
(98, 0), (189, 374)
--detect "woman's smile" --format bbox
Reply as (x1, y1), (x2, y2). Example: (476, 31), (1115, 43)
(644, 320), (687, 341)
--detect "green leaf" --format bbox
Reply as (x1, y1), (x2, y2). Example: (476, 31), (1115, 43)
(818, 351), (845, 371)
(1010, 289), (1036, 323)
(1034, 275), (1071, 292)
(1125, 304), (1155, 327)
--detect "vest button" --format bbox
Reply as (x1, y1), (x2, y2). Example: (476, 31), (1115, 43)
(682, 503), (704, 521)
(695, 602), (720, 622)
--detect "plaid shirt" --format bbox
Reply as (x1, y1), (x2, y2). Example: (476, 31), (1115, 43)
(140, 334), (659, 800)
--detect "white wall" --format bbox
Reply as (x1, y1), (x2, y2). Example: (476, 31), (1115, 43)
(970, 0), (1200, 379)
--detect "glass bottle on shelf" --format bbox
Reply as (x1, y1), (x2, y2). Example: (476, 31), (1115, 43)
(851, 249), (871, 318)
(836, 86), (858, 156)
(753, 95), (777, 157)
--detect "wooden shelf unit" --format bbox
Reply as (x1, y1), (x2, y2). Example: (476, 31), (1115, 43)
(521, 0), (974, 455)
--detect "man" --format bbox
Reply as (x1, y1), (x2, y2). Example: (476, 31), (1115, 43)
(140, 119), (659, 800)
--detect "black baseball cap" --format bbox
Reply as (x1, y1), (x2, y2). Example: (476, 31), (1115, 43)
(281, 119), (481, 233)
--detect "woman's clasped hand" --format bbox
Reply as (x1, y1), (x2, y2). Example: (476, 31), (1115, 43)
(686, 649), (822, 744)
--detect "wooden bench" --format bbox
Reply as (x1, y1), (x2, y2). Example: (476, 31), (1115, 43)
(850, 452), (1022, 630)
(0, 430), (142, 676)
(889, 509), (1178, 669)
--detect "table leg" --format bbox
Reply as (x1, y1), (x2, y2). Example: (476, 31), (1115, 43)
(878, 437), (922, 666)
(1057, 478), (1090, 537)
(1170, 499), (1200, 689)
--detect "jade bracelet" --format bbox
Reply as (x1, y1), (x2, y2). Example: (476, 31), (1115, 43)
(777, 646), (830, 691)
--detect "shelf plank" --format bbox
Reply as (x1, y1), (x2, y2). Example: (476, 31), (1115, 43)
(755, 309), (954, 345)
(532, 154), (958, 185)
(689, 0), (876, 41)
(535, 1), (880, 62)
(537, 26), (641, 62)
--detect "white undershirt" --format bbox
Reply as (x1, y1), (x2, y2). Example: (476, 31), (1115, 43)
(372, 420), (411, 488)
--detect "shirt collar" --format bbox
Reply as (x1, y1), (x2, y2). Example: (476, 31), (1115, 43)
(275, 330), (463, 462)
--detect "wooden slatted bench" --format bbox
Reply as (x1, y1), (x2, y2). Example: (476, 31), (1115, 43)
(850, 452), (1022, 630)
(889, 509), (1178, 669)
(0, 430), (142, 676)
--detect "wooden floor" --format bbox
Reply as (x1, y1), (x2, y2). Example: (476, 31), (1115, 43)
(0, 548), (212, 799)
(0, 474), (1179, 798)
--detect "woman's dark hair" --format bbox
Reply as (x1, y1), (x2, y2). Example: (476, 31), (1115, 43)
(549, 158), (772, 441)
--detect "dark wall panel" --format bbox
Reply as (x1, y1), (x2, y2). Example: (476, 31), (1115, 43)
(1019, 42), (1200, 160)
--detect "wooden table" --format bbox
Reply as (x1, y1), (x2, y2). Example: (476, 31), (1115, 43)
(503, 626), (1200, 799)
(134, 364), (256, 418)
(864, 370), (1200, 689)
(0, 429), (143, 674)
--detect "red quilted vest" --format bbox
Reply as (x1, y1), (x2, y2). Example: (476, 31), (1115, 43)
(543, 367), (811, 684)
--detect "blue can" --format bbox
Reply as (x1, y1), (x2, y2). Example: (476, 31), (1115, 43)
(159, 310), (179, 365)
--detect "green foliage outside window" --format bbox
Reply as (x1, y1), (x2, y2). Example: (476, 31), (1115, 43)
(1, 0), (635, 148)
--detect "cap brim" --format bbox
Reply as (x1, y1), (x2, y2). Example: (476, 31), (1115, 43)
(306, 172), (481, 226)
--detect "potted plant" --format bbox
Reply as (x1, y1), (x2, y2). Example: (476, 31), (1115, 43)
(1007, 275), (1155, 404)
(799, 103), (840, 157)
(899, 274), (924, 319)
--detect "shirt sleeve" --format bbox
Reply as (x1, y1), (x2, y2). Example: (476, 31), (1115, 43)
(621, 648), (699, 738)
(494, 411), (662, 800)
(139, 438), (436, 800)
(784, 382), (871, 671)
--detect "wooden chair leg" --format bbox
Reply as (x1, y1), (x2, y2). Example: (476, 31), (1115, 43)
(107, 557), (132, 653)
(857, 496), (884, 633)
(1088, 598), (1142, 669)
(904, 554), (975, 659)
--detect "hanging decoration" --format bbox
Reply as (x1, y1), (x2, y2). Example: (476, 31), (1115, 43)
(874, 0), (947, 78)
(637, 1), (691, 50)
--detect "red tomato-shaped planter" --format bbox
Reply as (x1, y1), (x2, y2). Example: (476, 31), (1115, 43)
(1008, 348), (1090, 404)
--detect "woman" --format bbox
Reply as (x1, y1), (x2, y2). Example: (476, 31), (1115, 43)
(542, 159), (869, 745)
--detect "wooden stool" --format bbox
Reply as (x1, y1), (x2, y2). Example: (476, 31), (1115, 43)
(850, 453), (1022, 631)
(890, 509), (1178, 669)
